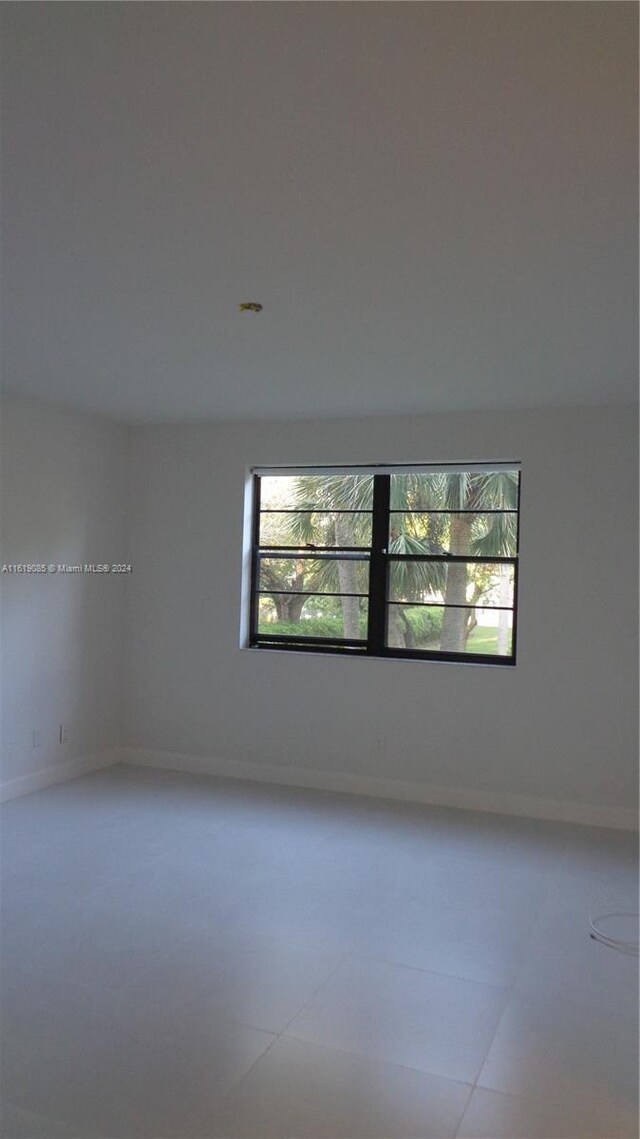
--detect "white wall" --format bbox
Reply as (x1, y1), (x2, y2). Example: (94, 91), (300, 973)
(1, 397), (129, 796)
(124, 406), (638, 827)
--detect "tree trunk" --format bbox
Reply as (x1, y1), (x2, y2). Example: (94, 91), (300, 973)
(387, 606), (406, 648)
(272, 593), (307, 623)
(335, 515), (361, 638)
(272, 594), (289, 621)
(263, 561), (307, 624)
(440, 515), (473, 652)
(497, 564), (510, 654)
(400, 610), (415, 647)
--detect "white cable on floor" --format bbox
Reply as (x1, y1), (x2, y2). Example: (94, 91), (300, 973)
(588, 911), (639, 955)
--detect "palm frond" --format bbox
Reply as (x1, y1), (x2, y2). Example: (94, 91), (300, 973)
(471, 511), (518, 557)
(467, 471), (518, 511)
(388, 534), (447, 598)
(281, 508), (320, 546)
(303, 558), (340, 594)
(291, 474), (373, 513)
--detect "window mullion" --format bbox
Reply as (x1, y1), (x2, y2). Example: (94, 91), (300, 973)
(367, 475), (390, 654)
(249, 474), (261, 646)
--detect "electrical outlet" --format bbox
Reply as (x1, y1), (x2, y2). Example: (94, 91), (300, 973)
(59, 724), (68, 745)
(373, 733), (386, 757)
(32, 728), (42, 749)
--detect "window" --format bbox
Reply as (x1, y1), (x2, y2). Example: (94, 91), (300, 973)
(248, 464), (520, 664)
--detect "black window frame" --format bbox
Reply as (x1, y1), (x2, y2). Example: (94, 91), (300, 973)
(249, 466), (520, 666)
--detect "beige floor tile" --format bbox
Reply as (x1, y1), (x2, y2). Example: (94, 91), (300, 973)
(208, 1036), (471, 1138)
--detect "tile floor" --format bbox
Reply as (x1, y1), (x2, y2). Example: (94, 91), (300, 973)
(1, 764), (637, 1138)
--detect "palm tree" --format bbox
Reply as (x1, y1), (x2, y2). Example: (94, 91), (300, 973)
(405, 470), (518, 652)
(282, 475), (373, 639)
(264, 470), (518, 652)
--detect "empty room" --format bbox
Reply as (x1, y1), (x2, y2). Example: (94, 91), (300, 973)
(1, 2), (638, 1138)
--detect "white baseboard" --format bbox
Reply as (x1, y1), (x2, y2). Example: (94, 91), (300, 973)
(121, 747), (639, 831)
(3, 743), (634, 830)
(0, 749), (122, 803)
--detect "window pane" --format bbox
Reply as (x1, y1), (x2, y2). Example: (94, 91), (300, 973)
(259, 555), (370, 595)
(386, 604), (513, 656)
(388, 560), (514, 607)
(258, 594), (368, 640)
(389, 512), (517, 556)
(390, 470), (519, 513)
(252, 466), (520, 664)
(260, 474), (374, 512)
(259, 511), (372, 548)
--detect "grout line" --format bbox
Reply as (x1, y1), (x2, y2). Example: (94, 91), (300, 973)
(274, 947), (354, 1038)
(189, 948), (361, 1127)
(348, 948), (515, 992)
(465, 978), (516, 1094)
(272, 1030), (477, 1094)
(452, 1081), (476, 1139)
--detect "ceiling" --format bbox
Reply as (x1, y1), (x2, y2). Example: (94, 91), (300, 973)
(1, 2), (637, 423)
